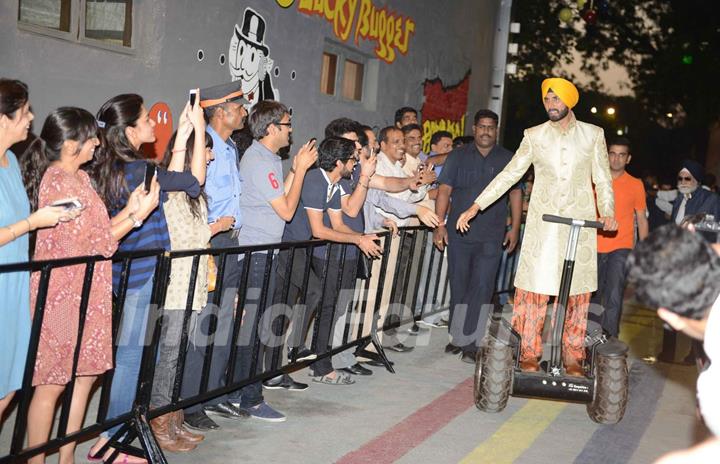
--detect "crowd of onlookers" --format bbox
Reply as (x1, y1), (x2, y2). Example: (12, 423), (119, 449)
(4, 75), (720, 463)
(0, 78), (468, 463)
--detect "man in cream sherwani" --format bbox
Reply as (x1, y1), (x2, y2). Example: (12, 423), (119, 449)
(456, 77), (618, 376)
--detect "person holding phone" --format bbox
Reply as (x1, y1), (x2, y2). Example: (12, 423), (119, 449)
(232, 100), (317, 409)
(0, 79), (73, 426)
(151, 94), (221, 451)
(19, 107), (158, 464)
(87, 94), (199, 463)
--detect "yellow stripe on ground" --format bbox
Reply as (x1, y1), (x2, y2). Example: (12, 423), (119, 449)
(458, 400), (567, 464)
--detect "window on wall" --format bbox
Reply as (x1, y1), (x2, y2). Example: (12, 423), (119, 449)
(320, 52), (337, 96)
(320, 42), (369, 104)
(18, 0), (133, 50)
(18, 0), (72, 32)
(342, 59), (364, 101)
(84, 0), (133, 47)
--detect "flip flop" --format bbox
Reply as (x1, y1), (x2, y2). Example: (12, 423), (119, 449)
(311, 372), (355, 385)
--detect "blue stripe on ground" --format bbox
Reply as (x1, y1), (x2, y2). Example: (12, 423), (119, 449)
(574, 361), (667, 464)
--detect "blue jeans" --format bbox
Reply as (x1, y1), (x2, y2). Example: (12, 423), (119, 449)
(103, 276), (153, 437)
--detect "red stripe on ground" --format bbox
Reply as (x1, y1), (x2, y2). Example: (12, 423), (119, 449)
(337, 377), (474, 464)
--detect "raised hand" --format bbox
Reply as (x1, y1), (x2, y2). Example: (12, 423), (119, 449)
(294, 139), (318, 173)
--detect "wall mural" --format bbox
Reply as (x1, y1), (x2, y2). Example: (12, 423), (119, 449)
(229, 7), (279, 107)
(276, 0), (415, 64)
(141, 102), (173, 160)
(420, 73), (470, 153)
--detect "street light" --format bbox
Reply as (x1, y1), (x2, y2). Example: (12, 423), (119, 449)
(667, 112), (673, 118)
(616, 129), (623, 136)
(606, 107), (616, 115)
(590, 106), (598, 114)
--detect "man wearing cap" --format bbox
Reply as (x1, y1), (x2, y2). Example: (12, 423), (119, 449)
(456, 77), (617, 376)
(182, 82), (249, 430)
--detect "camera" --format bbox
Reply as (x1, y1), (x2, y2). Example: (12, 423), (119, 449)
(690, 214), (720, 243)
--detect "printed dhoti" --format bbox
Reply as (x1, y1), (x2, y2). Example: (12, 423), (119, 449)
(511, 288), (590, 365)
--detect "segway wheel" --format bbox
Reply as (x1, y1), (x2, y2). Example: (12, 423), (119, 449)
(474, 337), (513, 413)
(587, 353), (629, 424)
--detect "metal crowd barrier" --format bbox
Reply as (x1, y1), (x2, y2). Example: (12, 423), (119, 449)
(0, 225), (473, 464)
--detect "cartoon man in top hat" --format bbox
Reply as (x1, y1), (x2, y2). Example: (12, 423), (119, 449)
(229, 7), (278, 107)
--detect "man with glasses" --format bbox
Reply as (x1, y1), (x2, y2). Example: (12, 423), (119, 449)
(280, 137), (382, 385)
(656, 159), (720, 363)
(591, 137), (648, 338)
(230, 100), (317, 419)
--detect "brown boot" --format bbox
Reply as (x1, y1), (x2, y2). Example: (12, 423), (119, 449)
(150, 413), (197, 452)
(171, 410), (205, 443)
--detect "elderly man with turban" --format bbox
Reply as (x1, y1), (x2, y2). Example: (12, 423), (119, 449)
(456, 77), (617, 375)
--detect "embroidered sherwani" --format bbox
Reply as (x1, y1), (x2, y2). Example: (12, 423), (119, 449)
(474, 112), (614, 296)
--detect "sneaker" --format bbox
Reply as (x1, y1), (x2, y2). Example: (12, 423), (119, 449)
(407, 324), (430, 335)
(289, 347), (318, 362)
(240, 402), (287, 423)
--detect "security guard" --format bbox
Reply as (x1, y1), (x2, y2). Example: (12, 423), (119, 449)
(433, 109), (522, 363)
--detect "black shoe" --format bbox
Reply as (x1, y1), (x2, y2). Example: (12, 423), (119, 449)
(385, 343), (414, 353)
(362, 359), (394, 367)
(340, 363), (373, 376)
(204, 401), (250, 420)
(289, 347), (318, 362)
(184, 410), (219, 430)
(445, 343), (462, 355)
(263, 374), (309, 391)
(460, 351), (476, 364)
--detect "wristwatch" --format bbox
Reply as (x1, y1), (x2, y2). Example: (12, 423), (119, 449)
(128, 213), (143, 228)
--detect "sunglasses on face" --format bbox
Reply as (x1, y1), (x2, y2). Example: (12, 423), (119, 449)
(678, 176), (693, 182)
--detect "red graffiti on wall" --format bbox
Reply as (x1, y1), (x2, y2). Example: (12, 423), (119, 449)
(420, 72), (470, 152)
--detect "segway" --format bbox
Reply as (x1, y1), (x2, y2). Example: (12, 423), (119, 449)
(474, 214), (629, 424)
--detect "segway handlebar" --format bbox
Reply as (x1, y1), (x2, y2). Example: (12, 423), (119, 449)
(542, 214), (604, 229)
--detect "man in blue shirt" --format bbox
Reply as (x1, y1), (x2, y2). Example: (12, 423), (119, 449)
(182, 82), (248, 430)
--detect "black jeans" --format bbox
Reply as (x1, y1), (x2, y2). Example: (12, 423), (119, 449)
(181, 231), (241, 414)
(592, 248), (630, 337)
(447, 239), (503, 354)
(308, 250), (357, 377)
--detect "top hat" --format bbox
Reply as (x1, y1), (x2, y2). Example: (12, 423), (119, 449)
(235, 8), (269, 55)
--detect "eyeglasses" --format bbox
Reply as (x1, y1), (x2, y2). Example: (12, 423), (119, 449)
(677, 176), (693, 182)
(275, 122), (292, 127)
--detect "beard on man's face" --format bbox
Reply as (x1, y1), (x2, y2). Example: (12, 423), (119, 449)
(547, 106), (569, 122)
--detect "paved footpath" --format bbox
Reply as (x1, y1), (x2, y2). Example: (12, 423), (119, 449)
(3, 302), (708, 463)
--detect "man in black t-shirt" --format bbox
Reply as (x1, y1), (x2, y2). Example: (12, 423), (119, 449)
(280, 137), (381, 384)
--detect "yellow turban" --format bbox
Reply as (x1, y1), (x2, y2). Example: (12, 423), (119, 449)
(541, 77), (579, 109)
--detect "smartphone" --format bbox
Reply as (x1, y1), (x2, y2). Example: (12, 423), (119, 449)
(189, 89), (198, 106)
(143, 163), (156, 192)
(51, 197), (82, 211)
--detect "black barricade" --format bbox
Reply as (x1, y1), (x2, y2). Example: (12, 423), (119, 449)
(0, 227), (457, 464)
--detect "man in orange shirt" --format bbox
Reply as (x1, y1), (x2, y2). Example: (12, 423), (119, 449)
(594, 137), (648, 337)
